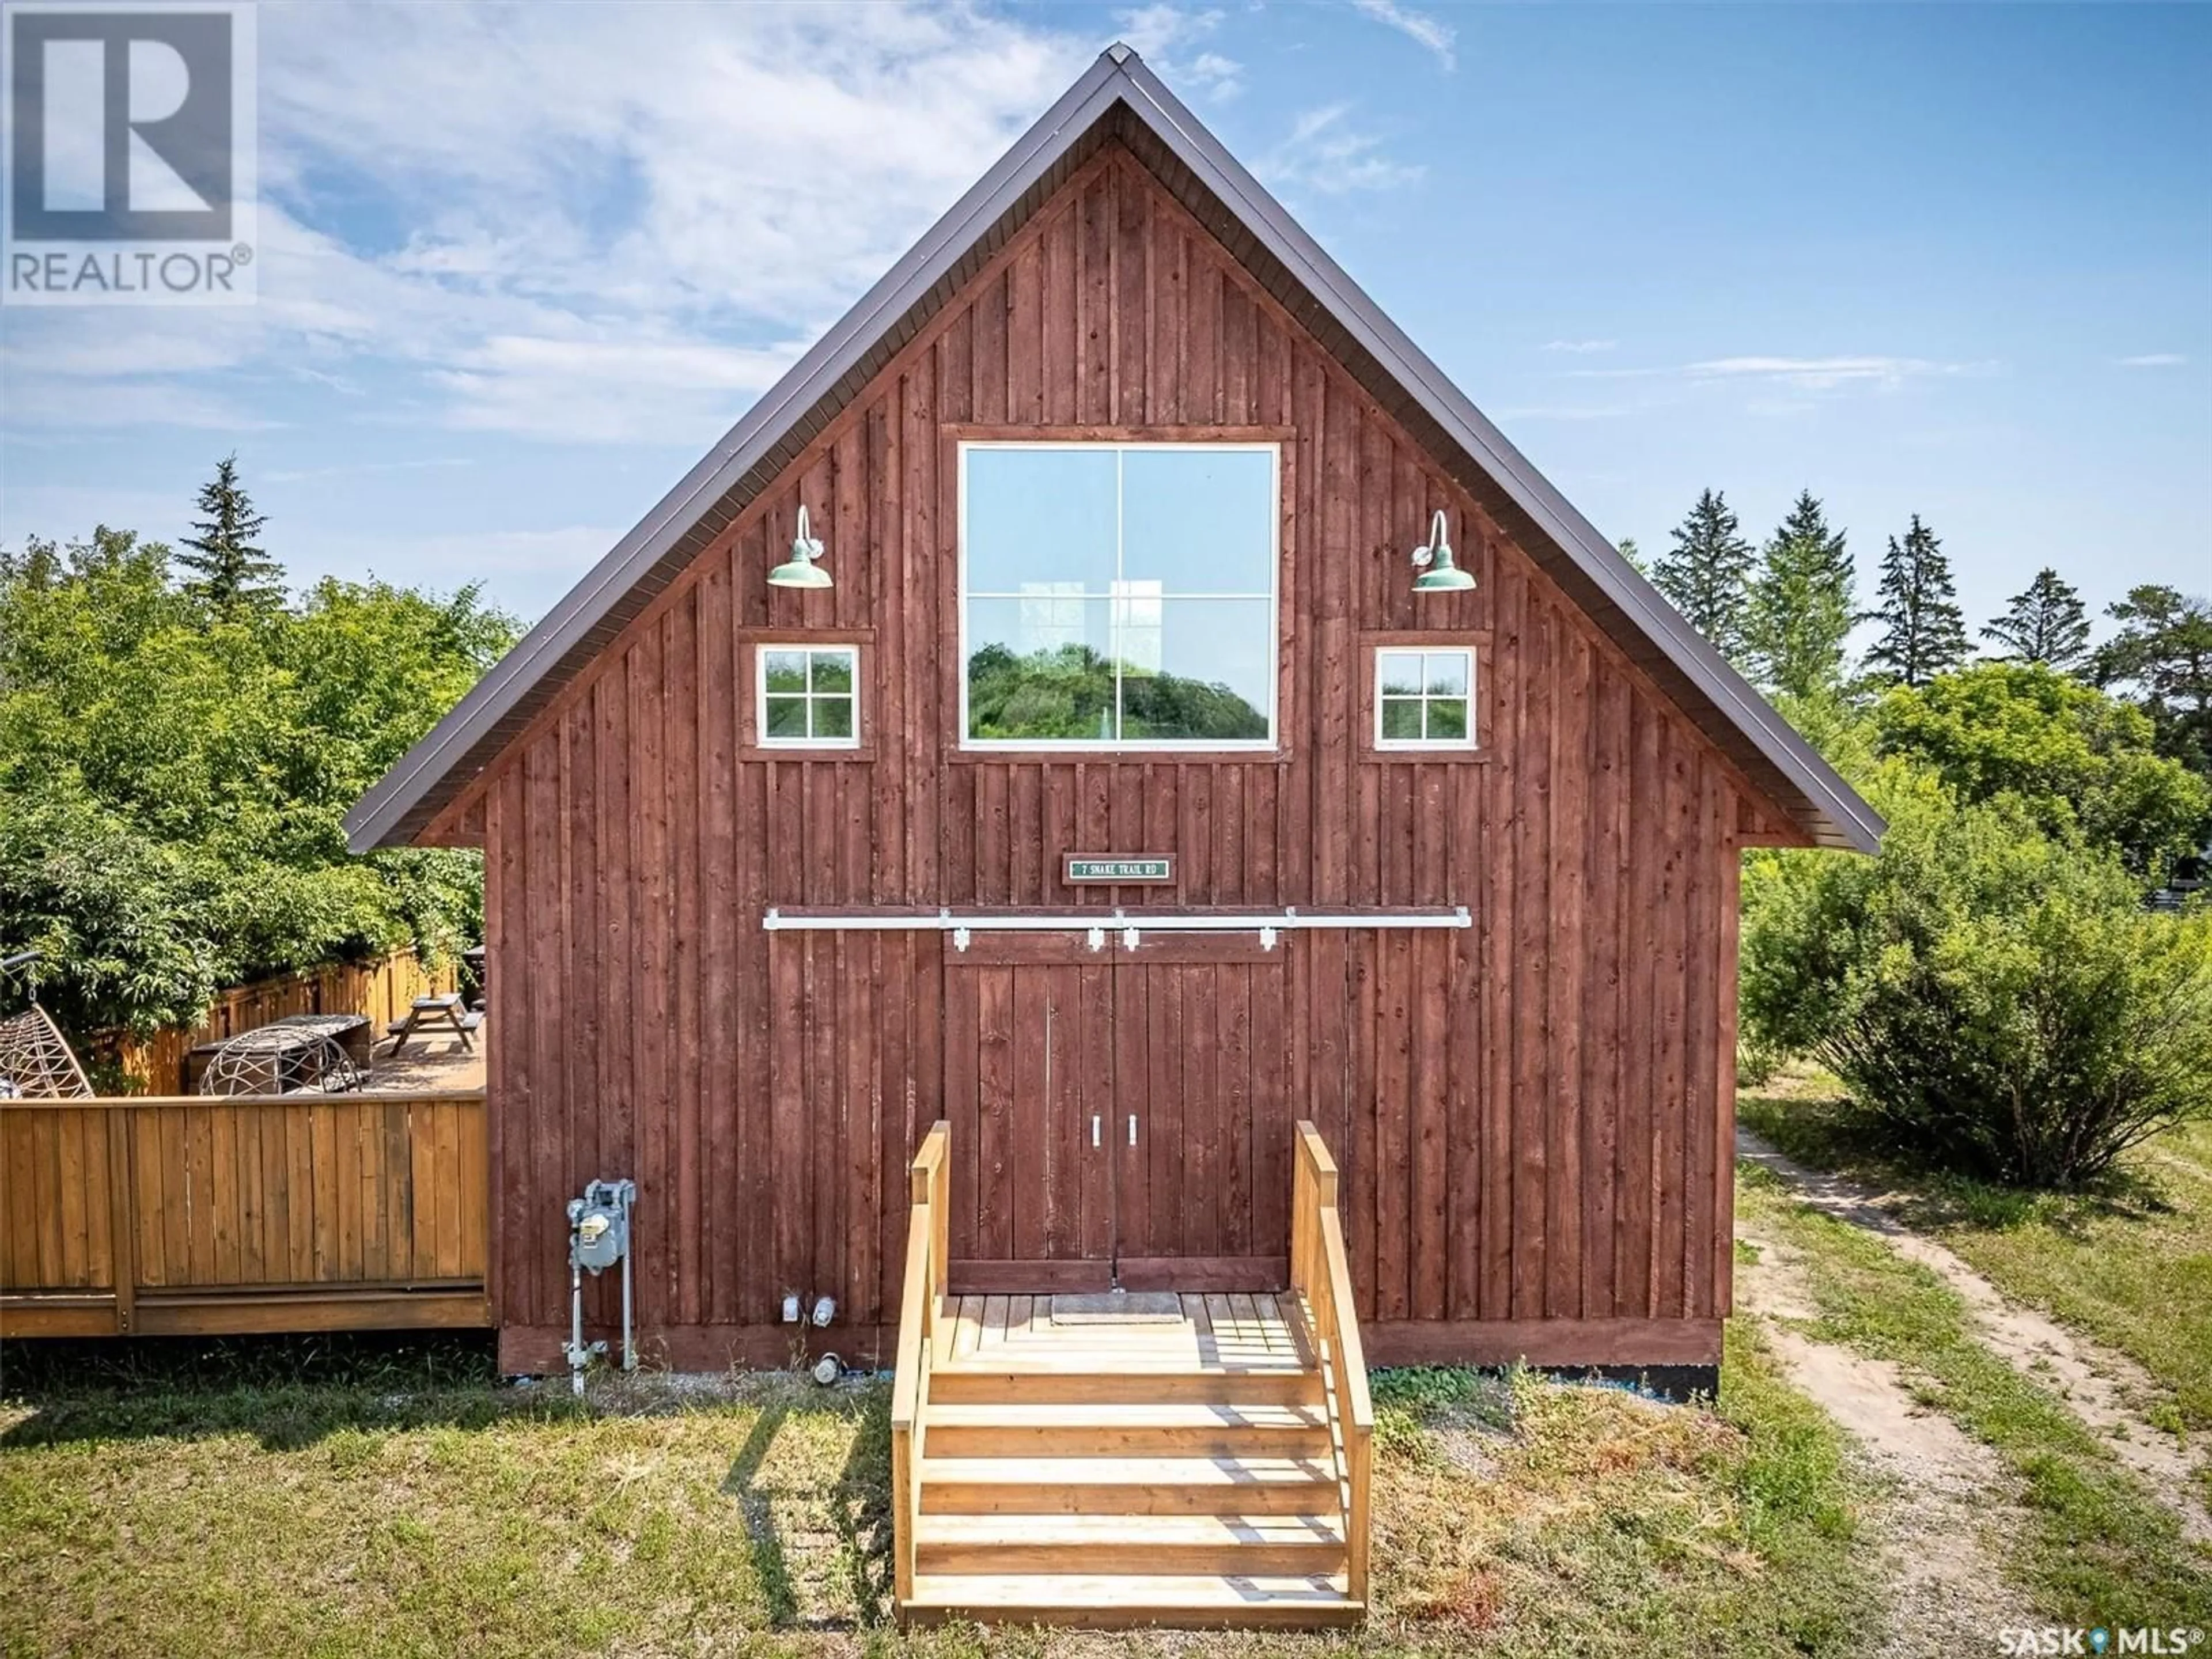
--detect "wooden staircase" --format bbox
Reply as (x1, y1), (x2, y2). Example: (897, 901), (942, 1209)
(890, 1125), (1372, 1630)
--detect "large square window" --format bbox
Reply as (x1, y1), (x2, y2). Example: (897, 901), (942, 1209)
(757, 645), (860, 748)
(960, 443), (1278, 747)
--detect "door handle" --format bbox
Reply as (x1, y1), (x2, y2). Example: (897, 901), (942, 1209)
(1092, 1114), (1100, 1149)
(1128, 1114), (1138, 1147)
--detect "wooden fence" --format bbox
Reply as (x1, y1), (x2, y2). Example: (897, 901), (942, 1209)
(0, 1090), (490, 1337)
(104, 949), (459, 1096)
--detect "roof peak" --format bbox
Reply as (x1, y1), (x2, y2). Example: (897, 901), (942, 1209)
(344, 44), (1880, 856)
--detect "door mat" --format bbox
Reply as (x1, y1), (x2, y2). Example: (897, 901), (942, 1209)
(1050, 1291), (1185, 1324)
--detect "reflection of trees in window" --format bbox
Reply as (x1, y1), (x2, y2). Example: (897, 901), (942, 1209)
(1376, 649), (1474, 746)
(967, 642), (1267, 743)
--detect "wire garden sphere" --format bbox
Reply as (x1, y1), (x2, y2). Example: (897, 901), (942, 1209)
(198, 1028), (366, 1096)
(0, 1005), (93, 1099)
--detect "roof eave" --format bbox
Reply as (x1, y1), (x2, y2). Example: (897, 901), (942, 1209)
(1109, 55), (1883, 855)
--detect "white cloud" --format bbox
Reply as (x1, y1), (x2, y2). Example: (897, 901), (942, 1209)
(1491, 404), (1631, 422)
(432, 333), (808, 444)
(1112, 6), (1243, 100)
(1542, 339), (1616, 354)
(4, 2), (1089, 443)
(1688, 355), (1980, 390)
(1348, 0), (1457, 70)
(1259, 105), (1422, 196)
(1573, 354), (1984, 392)
(2116, 353), (2187, 368)
(264, 457), (475, 485)
(290, 523), (630, 616)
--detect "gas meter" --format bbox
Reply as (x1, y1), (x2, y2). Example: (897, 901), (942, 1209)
(562, 1178), (636, 1395)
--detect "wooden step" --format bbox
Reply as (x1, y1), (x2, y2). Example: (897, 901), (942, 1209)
(914, 1510), (1348, 1575)
(923, 1400), (1332, 1457)
(919, 1455), (1340, 1515)
(928, 1365), (1323, 1406)
(903, 1570), (1361, 1630)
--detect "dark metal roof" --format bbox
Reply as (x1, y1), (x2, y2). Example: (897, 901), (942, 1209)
(346, 44), (1880, 856)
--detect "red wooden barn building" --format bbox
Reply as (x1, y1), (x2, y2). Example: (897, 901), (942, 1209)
(349, 47), (1878, 1387)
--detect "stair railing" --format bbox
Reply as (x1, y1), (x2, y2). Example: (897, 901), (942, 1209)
(891, 1120), (950, 1610)
(1290, 1120), (1373, 1605)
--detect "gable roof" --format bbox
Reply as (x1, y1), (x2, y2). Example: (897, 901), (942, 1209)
(347, 44), (1881, 855)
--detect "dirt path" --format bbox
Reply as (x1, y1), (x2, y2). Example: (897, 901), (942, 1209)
(1738, 1127), (2212, 1548)
(1734, 1220), (2037, 1656)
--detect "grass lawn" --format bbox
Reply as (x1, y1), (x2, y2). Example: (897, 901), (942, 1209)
(1, 1330), (1873, 1658)
(1740, 1080), (2212, 1453)
(1736, 1159), (2212, 1631)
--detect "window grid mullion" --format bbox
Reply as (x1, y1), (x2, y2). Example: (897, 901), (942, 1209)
(1113, 448), (1125, 743)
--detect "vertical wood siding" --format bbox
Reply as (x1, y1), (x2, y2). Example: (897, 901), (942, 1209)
(475, 146), (1758, 1368)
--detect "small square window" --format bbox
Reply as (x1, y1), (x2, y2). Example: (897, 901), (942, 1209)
(757, 645), (861, 748)
(1373, 647), (1476, 751)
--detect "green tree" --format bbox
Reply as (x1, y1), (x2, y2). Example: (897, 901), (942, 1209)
(0, 522), (518, 1037)
(2094, 585), (2212, 782)
(1652, 489), (1755, 662)
(1982, 567), (2090, 671)
(964, 643), (1266, 743)
(1873, 662), (2210, 875)
(1744, 490), (1855, 699)
(176, 454), (282, 616)
(1863, 514), (1969, 688)
(1616, 536), (1646, 575)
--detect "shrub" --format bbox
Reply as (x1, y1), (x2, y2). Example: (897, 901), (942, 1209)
(1743, 786), (2212, 1187)
(1872, 662), (2211, 876)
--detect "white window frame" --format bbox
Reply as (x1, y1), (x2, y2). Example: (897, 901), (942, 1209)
(956, 440), (1281, 752)
(755, 643), (862, 750)
(1372, 646), (1478, 752)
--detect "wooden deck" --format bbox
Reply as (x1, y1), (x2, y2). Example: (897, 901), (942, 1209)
(934, 1291), (1313, 1370)
(891, 1124), (1371, 1630)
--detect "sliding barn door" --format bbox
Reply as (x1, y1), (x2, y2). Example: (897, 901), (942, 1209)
(941, 939), (1115, 1293)
(1112, 937), (1294, 1291)
(940, 933), (1293, 1294)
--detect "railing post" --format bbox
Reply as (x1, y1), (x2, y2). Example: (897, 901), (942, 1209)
(893, 1120), (949, 1622)
(1291, 1120), (1370, 1612)
(929, 1132), (948, 1301)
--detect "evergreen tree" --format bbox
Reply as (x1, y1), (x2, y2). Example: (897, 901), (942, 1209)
(1982, 567), (2091, 672)
(1743, 490), (1855, 699)
(1616, 536), (1646, 575)
(1652, 488), (1755, 662)
(2094, 584), (2212, 781)
(176, 454), (281, 616)
(1864, 514), (1970, 688)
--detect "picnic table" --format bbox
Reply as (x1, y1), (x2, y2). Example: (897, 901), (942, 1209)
(387, 993), (482, 1058)
(187, 1013), (371, 1094)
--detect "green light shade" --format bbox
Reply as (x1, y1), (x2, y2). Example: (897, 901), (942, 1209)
(768, 504), (832, 589)
(1412, 554), (1476, 593)
(1410, 509), (1476, 594)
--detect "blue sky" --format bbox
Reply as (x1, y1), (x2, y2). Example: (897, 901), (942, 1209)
(3, 1), (2207, 643)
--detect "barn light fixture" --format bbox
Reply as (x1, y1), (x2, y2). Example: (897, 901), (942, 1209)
(1410, 510), (1475, 594)
(767, 505), (832, 590)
